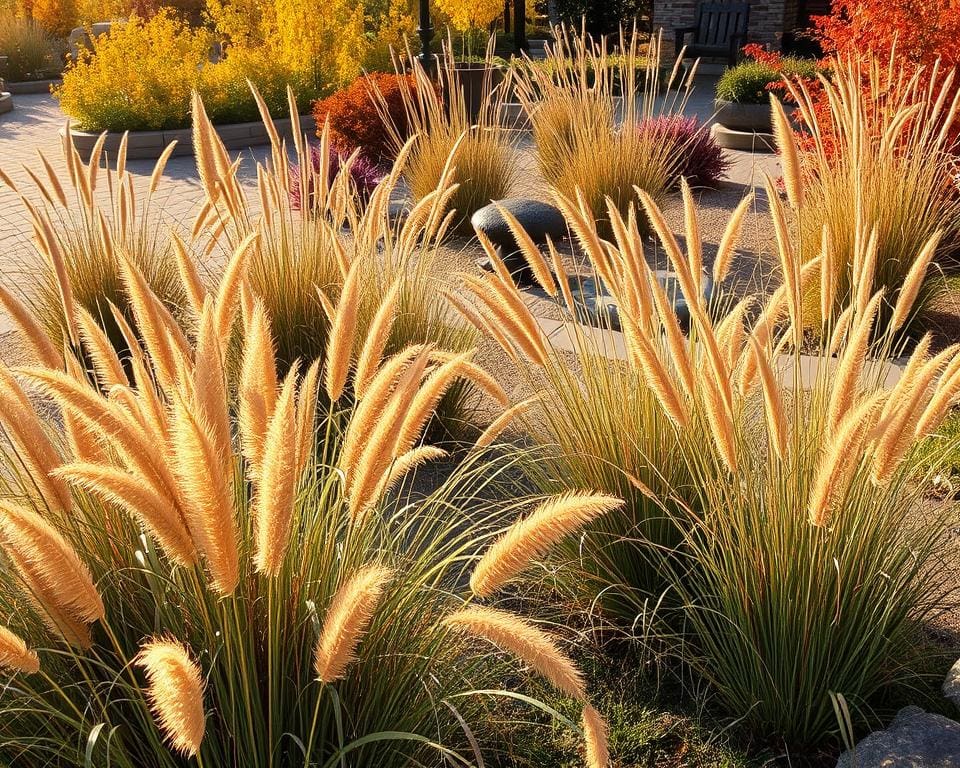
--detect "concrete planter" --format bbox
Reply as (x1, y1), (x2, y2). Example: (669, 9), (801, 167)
(713, 99), (772, 132)
(0, 93), (12, 115)
(63, 116), (301, 161)
(6, 78), (61, 95)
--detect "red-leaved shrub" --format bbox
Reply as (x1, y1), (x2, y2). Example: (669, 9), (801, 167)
(638, 116), (730, 188)
(312, 72), (416, 167)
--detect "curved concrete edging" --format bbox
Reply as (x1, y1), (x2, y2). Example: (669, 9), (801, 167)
(6, 79), (60, 95)
(710, 123), (776, 153)
(0, 93), (12, 115)
(62, 115), (306, 161)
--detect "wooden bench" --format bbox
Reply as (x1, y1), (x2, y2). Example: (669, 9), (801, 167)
(674, 3), (750, 66)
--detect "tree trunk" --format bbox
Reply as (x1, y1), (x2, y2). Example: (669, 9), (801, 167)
(503, 0), (511, 33)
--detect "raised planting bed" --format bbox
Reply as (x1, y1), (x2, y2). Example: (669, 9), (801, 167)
(63, 116), (302, 161)
(711, 99), (775, 152)
(6, 78), (61, 95)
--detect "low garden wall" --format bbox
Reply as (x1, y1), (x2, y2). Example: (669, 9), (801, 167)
(63, 116), (301, 161)
(6, 78), (60, 95)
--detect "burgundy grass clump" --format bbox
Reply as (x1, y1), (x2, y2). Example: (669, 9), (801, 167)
(289, 146), (383, 212)
(638, 115), (730, 188)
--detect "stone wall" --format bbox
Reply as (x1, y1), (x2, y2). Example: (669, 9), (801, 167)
(653, 0), (800, 52)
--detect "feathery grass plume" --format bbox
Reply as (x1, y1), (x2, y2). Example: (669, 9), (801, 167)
(353, 281), (400, 399)
(622, 318), (689, 427)
(170, 232), (207, 317)
(889, 231), (940, 331)
(396, 352), (475, 453)
(253, 367), (300, 576)
(914, 355), (960, 438)
(169, 394), (239, 596)
(460, 274), (550, 366)
(295, 359), (321, 476)
(649, 273), (696, 398)
(749, 336), (789, 460)
(493, 204), (559, 296)
(0, 625), (40, 674)
(347, 350), (432, 519)
(443, 606), (587, 701)
(0, 285), (60, 368)
(377, 446), (448, 498)
(582, 704), (610, 768)
(819, 225), (836, 323)
(870, 351), (948, 485)
(213, 232), (256, 340)
(75, 306), (127, 389)
(712, 193), (753, 284)
(314, 564), (393, 684)
(770, 94), (803, 209)
(193, 300), (232, 476)
(681, 179), (703, 285)
(325, 259), (362, 401)
(0, 501), (104, 624)
(339, 345), (427, 482)
(474, 398), (538, 450)
(136, 638), (206, 757)
(828, 290), (884, 433)
(55, 463), (196, 567)
(0, 368), (73, 514)
(239, 299), (279, 473)
(470, 493), (623, 598)
(24, 368), (178, 500)
(808, 392), (886, 526)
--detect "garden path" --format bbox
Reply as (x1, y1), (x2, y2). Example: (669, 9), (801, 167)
(0, 84), (781, 339)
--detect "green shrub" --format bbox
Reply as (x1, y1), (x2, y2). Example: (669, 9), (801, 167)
(715, 56), (818, 103)
(0, 13), (63, 82)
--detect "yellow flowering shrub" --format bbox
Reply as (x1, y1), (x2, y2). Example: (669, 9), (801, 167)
(20, 0), (76, 36)
(363, 0), (417, 73)
(55, 10), (323, 132)
(435, 0), (501, 33)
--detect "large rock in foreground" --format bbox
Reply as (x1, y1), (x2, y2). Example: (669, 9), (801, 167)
(835, 706), (960, 768)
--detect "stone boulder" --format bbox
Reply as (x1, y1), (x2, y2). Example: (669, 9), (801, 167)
(835, 706), (960, 768)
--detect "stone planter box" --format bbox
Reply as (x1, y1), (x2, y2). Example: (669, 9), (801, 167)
(63, 116), (301, 161)
(713, 99), (772, 132)
(6, 78), (61, 95)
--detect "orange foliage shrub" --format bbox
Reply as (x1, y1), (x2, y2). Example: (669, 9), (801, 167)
(312, 72), (417, 166)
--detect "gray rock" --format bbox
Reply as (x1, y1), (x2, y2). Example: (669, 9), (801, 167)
(570, 271), (714, 333)
(945, 658), (960, 710)
(835, 706), (960, 768)
(471, 198), (567, 287)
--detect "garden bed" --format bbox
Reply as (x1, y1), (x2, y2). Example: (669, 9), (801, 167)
(63, 115), (301, 161)
(5, 78), (60, 95)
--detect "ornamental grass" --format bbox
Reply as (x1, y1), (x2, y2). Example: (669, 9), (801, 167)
(782, 53), (960, 331)
(0, 125), (616, 763)
(512, 26), (694, 235)
(449, 59), (958, 743)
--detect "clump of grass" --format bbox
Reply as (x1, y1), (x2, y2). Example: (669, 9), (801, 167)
(0, 14), (63, 82)
(370, 38), (518, 233)
(512, 26), (693, 234)
(0, 205), (615, 764)
(782, 54), (960, 331)
(172, 88), (481, 438)
(1, 131), (187, 369)
(450, 108), (957, 748)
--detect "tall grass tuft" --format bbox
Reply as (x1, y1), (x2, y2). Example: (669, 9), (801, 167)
(1, 130), (186, 365)
(185, 86), (481, 438)
(0, 219), (613, 764)
(512, 26), (693, 234)
(782, 54), (960, 330)
(370, 38), (519, 233)
(451, 84), (958, 746)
